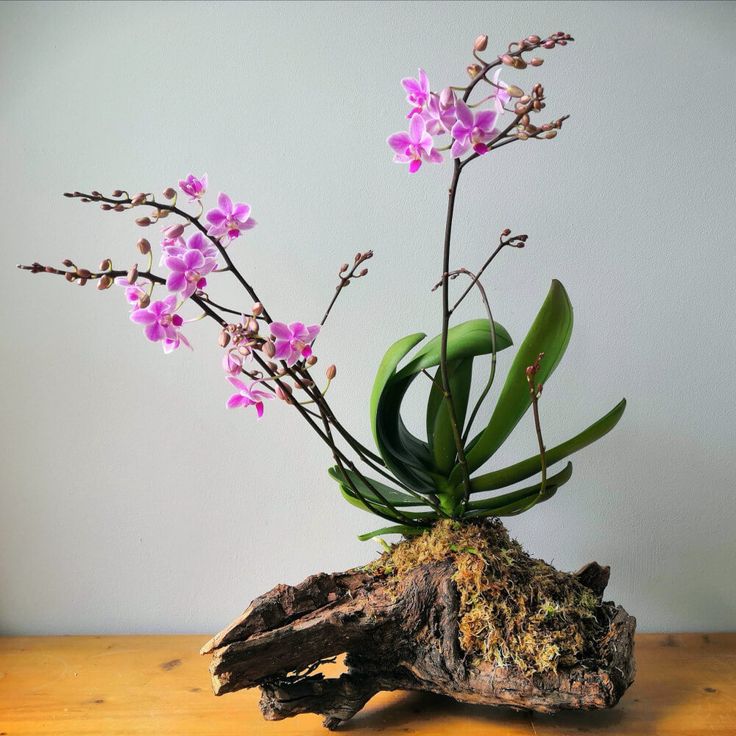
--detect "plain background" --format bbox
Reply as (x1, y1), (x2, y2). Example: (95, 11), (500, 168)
(1, 1), (734, 636)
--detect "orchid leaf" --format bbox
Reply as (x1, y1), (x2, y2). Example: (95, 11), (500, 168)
(466, 399), (626, 493)
(328, 466), (428, 507)
(465, 462), (572, 516)
(459, 280), (573, 478)
(358, 524), (427, 542)
(426, 358), (473, 474)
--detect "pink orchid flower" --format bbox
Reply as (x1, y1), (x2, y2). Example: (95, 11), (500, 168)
(130, 295), (190, 352)
(422, 87), (457, 136)
(114, 276), (150, 308)
(225, 376), (273, 418)
(222, 349), (245, 376)
(165, 232), (218, 298)
(491, 68), (511, 116)
(178, 173), (208, 202)
(206, 193), (256, 240)
(451, 101), (499, 158)
(387, 115), (443, 173)
(402, 68), (430, 118)
(270, 321), (320, 367)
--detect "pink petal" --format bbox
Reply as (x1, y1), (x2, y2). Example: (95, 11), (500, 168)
(227, 376), (248, 391)
(166, 256), (188, 272)
(130, 308), (155, 325)
(217, 192), (233, 215)
(270, 322), (292, 339)
(454, 100), (473, 128)
(227, 394), (247, 409)
(409, 114), (425, 143)
(231, 203), (251, 222)
(255, 402), (264, 419)
(206, 208), (227, 226)
(475, 110), (498, 132)
(167, 271), (187, 292)
(387, 132), (412, 154)
(144, 322), (165, 341)
(408, 159), (422, 174)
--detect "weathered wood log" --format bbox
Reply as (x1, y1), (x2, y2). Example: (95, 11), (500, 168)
(202, 530), (635, 730)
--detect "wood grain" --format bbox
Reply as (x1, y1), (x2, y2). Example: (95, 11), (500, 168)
(0, 633), (733, 735)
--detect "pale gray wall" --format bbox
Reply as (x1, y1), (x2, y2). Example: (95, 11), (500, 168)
(1, 1), (734, 635)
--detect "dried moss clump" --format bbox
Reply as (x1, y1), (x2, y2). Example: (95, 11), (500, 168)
(370, 519), (611, 674)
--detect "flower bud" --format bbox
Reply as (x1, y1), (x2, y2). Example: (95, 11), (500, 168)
(130, 192), (147, 205)
(163, 187), (177, 199)
(135, 217), (151, 227)
(163, 223), (184, 239)
(530, 57), (544, 66)
(326, 364), (337, 380)
(247, 318), (258, 333)
(65, 272), (75, 282)
(263, 340), (276, 358)
(100, 203), (112, 211)
(252, 301), (263, 316)
(62, 259), (74, 268)
(137, 238), (151, 255)
(111, 189), (124, 197)
(114, 204), (125, 212)
(544, 130), (558, 139)
(218, 330), (231, 347)
(505, 85), (524, 98)
(359, 268), (368, 277)
(543, 40), (555, 49)
(339, 263), (349, 274)
(77, 268), (92, 279)
(512, 57), (527, 69)
(439, 87), (454, 107)
(127, 265), (138, 284)
(156, 208), (169, 219)
(527, 35), (541, 44)
(138, 294), (150, 309)
(466, 64), (482, 78)
(99, 258), (111, 271)
(306, 356), (318, 366)
(500, 54), (514, 65)
(473, 34), (488, 52)
(98, 275), (113, 290)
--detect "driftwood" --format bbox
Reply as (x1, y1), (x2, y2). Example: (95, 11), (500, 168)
(201, 549), (635, 730)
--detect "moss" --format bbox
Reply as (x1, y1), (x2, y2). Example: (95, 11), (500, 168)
(370, 519), (610, 675)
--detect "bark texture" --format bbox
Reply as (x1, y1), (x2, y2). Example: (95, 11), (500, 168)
(202, 551), (635, 729)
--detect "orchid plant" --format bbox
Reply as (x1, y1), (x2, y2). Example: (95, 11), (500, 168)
(19, 31), (625, 541)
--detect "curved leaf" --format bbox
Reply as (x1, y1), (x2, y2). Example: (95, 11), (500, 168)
(466, 399), (626, 493)
(426, 358), (473, 474)
(372, 320), (513, 490)
(328, 466), (430, 508)
(465, 462), (573, 515)
(358, 524), (426, 542)
(459, 280), (574, 478)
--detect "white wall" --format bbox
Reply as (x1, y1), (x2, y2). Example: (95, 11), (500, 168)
(1, 1), (734, 635)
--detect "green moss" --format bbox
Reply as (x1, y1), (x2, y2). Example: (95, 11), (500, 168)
(370, 519), (610, 675)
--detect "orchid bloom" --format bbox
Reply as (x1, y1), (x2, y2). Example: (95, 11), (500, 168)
(270, 321), (320, 367)
(402, 68), (430, 118)
(387, 115), (443, 173)
(130, 296), (190, 352)
(422, 87), (457, 136)
(178, 173), (208, 202)
(165, 232), (218, 298)
(491, 68), (511, 117)
(206, 193), (256, 240)
(225, 376), (273, 418)
(222, 349), (244, 376)
(451, 101), (499, 158)
(114, 276), (150, 308)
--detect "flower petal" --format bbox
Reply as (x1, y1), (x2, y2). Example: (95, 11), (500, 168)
(217, 192), (233, 215)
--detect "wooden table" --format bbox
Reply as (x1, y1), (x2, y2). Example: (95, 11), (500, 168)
(0, 633), (733, 735)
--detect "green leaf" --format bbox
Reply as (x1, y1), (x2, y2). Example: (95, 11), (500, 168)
(467, 399), (626, 493)
(465, 462), (573, 516)
(426, 358), (473, 474)
(358, 524), (426, 542)
(371, 320), (512, 490)
(328, 466), (427, 507)
(459, 280), (574, 478)
(339, 486), (407, 523)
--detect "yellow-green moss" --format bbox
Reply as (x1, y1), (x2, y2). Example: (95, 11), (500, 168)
(369, 519), (608, 675)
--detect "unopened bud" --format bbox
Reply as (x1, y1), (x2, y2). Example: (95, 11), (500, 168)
(99, 258), (111, 271)
(473, 34), (488, 52)
(500, 54), (515, 66)
(502, 228), (511, 236)
(543, 40), (555, 49)
(339, 263), (349, 274)
(505, 85), (524, 98)
(544, 130), (557, 139)
(163, 223), (184, 239)
(62, 259), (74, 268)
(137, 238), (151, 255)
(247, 318), (258, 333)
(527, 35), (541, 44)
(326, 364), (337, 380)
(530, 57), (544, 66)
(156, 208), (168, 219)
(130, 192), (147, 205)
(126, 265), (138, 284)
(359, 268), (368, 277)
(163, 187), (177, 199)
(512, 57), (527, 69)
(306, 356), (318, 366)
(111, 189), (124, 197)
(218, 330), (231, 347)
(77, 268), (92, 279)
(439, 86), (454, 107)
(263, 340), (276, 358)
(517, 132), (529, 141)
(135, 217), (151, 227)
(252, 301), (263, 316)
(100, 203), (112, 211)
(138, 294), (150, 309)
(466, 64), (482, 78)
(65, 272), (75, 282)
(114, 204), (125, 212)
(98, 275), (113, 290)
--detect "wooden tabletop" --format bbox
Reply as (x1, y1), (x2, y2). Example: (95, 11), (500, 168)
(0, 633), (733, 735)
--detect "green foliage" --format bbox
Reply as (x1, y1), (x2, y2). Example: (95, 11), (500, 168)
(330, 281), (626, 539)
